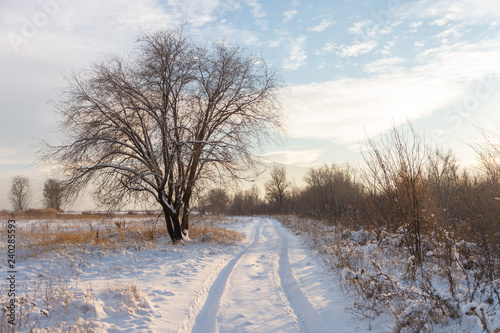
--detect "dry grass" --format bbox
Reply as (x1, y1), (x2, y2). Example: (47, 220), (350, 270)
(1, 214), (244, 259)
(20, 227), (158, 258)
(189, 225), (244, 245)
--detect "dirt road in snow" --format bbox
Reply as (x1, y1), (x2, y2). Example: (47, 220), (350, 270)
(176, 217), (364, 333)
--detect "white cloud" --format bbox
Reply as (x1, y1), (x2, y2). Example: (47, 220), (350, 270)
(283, 37), (500, 144)
(283, 77), (461, 144)
(283, 9), (298, 22)
(434, 25), (464, 41)
(308, 18), (334, 32)
(380, 40), (395, 56)
(400, 0), (500, 25)
(348, 20), (372, 35)
(313, 41), (336, 56)
(283, 36), (307, 70)
(364, 57), (405, 73)
(260, 150), (323, 165)
(241, 31), (261, 46)
(247, 0), (266, 18)
(336, 40), (378, 57)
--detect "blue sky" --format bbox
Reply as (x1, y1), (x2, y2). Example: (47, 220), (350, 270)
(1, 0), (500, 209)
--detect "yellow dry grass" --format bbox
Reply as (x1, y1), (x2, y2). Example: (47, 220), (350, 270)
(2, 215), (243, 258)
(189, 225), (244, 245)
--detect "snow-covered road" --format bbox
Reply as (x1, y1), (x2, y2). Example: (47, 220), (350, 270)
(178, 217), (364, 333)
(15, 217), (368, 332)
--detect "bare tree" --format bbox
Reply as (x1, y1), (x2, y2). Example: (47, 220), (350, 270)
(265, 164), (290, 213)
(41, 28), (282, 242)
(9, 176), (31, 211)
(43, 178), (64, 211)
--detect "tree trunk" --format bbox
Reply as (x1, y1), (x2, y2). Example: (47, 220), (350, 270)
(181, 205), (189, 234)
(158, 196), (183, 243)
(164, 214), (176, 241)
(171, 213), (182, 241)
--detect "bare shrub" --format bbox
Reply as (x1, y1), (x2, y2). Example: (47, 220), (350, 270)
(362, 124), (430, 264)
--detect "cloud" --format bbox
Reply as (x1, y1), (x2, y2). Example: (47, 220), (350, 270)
(364, 57), (405, 73)
(246, 0), (266, 18)
(308, 18), (334, 32)
(399, 0), (500, 25)
(282, 37), (500, 145)
(283, 77), (461, 145)
(336, 40), (378, 57)
(260, 150), (323, 165)
(348, 20), (372, 35)
(283, 9), (298, 22)
(434, 25), (464, 41)
(283, 36), (307, 70)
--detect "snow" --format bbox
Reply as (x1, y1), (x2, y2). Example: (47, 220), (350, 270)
(1, 217), (366, 332)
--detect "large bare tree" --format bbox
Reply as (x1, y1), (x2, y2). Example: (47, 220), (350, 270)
(9, 176), (31, 211)
(41, 28), (282, 242)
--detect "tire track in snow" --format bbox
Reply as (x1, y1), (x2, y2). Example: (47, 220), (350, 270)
(273, 219), (325, 333)
(179, 219), (262, 333)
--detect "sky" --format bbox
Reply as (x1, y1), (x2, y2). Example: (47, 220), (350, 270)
(1, 0), (500, 210)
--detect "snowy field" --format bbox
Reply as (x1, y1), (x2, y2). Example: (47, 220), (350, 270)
(1, 217), (369, 332)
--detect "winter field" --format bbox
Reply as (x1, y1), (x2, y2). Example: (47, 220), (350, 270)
(1, 214), (499, 332)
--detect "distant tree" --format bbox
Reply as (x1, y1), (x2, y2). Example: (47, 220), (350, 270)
(299, 164), (363, 220)
(229, 191), (245, 215)
(9, 176), (31, 211)
(201, 188), (230, 214)
(265, 164), (290, 213)
(43, 178), (64, 211)
(41, 27), (282, 242)
(226, 186), (262, 215)
(243, 185), (262, 214)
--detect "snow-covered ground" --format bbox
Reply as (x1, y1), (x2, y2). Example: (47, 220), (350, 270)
(2, 217), (369, 332)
